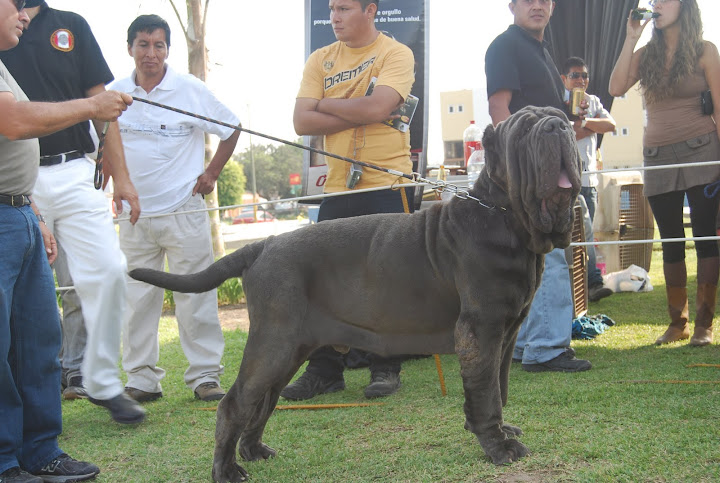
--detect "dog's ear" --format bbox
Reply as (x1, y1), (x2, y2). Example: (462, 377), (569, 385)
(481, 123), (497, 166)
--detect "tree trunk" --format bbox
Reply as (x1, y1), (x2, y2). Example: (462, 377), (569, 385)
(174, 0), (225, 257)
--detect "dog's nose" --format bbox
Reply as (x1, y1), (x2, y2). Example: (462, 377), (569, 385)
(542, 117), (568, 133)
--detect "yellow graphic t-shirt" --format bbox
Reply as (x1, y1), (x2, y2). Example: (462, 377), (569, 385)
(298, 33), (415, 192)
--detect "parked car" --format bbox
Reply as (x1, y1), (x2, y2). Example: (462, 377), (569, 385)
(232, 209), (276, 224)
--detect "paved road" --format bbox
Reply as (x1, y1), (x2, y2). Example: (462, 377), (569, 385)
(222, 219), (310, 250)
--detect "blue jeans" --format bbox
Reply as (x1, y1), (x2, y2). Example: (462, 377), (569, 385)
(514, 248), (573, 364)
(580, 187), (604, 287)
(0, 205), (64, 474)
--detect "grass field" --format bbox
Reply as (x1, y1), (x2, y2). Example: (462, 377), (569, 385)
(57, 247), (720, 482)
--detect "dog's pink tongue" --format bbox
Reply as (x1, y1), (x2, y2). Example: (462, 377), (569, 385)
(558, 168), (572, 188)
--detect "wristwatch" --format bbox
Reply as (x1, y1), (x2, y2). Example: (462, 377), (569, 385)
(36, 213), (45, 224)
(581, 119), (588, 129)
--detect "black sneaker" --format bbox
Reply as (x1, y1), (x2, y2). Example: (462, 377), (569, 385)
(32, 454), (99, 482)
(588, 284), (613, 302)
(88, 392), (146, 424)
(280, 372), (345, 401)
(364, 371), (401, 399)
(0, 467), (42, 483)
(62, 376), (88, 401)
(522, 348), (592, 373)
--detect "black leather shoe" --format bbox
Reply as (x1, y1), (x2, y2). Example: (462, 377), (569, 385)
(280, 372), (345, 401)
(88, 392), (146, 424)
(522, 348), (591, 373)
(364, 371), (401, 398)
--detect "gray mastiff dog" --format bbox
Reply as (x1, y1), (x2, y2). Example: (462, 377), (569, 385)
(130, 106), (581, 482)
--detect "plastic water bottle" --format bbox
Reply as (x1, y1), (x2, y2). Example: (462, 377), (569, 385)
(466, 149), (485, 190)
(462, 120), (483, 167)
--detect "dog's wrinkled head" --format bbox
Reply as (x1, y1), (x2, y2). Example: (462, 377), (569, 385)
(480, 106), (581, 254)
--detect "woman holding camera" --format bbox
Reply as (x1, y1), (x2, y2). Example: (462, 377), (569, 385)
(610, 0), (720, 346)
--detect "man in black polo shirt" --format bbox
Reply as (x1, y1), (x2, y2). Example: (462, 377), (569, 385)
(484, 0), (591, 373)
(0, 0), (145, 424)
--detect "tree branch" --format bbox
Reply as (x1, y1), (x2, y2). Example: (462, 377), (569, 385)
(168, 0), (191, 44)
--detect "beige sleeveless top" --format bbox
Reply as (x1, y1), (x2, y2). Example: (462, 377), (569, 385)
(644, 69), (716, 146)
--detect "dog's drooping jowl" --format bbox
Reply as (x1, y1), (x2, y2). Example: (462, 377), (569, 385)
(130, 106), (581, 482)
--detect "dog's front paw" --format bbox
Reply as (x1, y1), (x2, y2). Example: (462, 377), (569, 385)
(501, 423), (523, 437)
(484, 438), (530, 465)
(212, 462), (249, 482)
(239, 442), (277, 462)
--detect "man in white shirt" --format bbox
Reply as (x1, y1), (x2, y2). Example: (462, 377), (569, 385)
(561, 56), (617, 302)
(112, 14), (240, 403)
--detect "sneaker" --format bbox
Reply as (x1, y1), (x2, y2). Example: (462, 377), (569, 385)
(88, 393), (146, 424)
(522, 348), (592, 373)
(364, 371), (401, 399)
(588, 284), (613, 302)
(193, 382), (225, 402)
(62, 376), (88, 401)
(124, 386), (163, 403)
(32, 454), (99, 482)
(0, 467), (42, 483)
(280, 372), (345, 401)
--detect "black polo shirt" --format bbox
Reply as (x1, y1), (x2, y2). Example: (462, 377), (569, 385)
(485, 24), (565, 114)
(0, 6), (113, 156)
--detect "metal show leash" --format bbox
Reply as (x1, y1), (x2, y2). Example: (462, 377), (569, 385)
(130, 97), (503, 211)
(93, 121), (110, 190)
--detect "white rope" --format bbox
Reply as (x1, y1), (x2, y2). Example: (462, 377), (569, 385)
(56, 159), (718, 292)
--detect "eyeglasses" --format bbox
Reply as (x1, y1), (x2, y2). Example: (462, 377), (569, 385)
(568, 72), (589, 80)
(649, 0), (682, 7)
(14, 0), (26, 12)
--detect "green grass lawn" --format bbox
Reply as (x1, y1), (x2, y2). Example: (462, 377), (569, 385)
(58, 246), (720, 482)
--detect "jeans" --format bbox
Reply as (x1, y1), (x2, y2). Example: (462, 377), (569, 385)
(306, 189), (410, 379)
(54, 242), (86, 383)
(514, 248), (573, 364)
(579, 188), (603, 287)
(0, 204), (64, 474)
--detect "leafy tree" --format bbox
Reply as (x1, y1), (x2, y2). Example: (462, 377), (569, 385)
(217, 160), (246, 215)
(234, 140), (304, 200)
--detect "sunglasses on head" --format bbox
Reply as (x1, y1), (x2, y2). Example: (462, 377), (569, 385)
(568, 72), (589, 80)
(14, 0), (26, 12)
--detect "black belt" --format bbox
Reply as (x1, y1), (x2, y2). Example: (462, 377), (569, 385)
(0, 193), (31, 207)
(39, 150), (85, 167)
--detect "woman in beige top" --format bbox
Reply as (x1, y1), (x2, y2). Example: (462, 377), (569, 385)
(610, 0), (720, 347)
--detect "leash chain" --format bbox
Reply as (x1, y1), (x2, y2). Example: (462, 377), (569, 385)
(131, 97), (502, 210)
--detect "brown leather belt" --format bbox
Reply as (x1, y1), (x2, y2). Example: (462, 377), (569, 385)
(0, 193), (31, 207)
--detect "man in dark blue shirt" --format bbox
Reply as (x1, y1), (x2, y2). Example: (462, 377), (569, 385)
(484, 0), (591, 373)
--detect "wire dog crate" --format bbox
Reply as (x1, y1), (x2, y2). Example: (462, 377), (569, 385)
(594, 172), (654, 274)
(569, 202), (588, 319)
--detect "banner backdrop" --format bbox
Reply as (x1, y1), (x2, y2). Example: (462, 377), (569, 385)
(302, 0), (429, 204)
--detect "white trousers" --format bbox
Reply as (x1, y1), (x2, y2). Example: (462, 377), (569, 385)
(33, 157), (126, 400)
(119, 194), (224, 393)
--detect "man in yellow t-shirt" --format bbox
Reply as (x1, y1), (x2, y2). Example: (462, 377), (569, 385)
(281, 0), (415, 401)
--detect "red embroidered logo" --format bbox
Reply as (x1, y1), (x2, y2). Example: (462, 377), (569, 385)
(50, 29), (74, 52)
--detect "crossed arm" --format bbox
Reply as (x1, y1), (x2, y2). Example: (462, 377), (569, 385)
(293, 84), (403, 136)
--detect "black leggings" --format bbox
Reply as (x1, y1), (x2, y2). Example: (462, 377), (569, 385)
(647, 184), (720, 264)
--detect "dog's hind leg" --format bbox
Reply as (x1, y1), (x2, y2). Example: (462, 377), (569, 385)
(237, 386), (283, 462)
(212, 334), (311, 482)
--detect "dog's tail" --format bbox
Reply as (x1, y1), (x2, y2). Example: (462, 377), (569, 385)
(128, 240), (265, 293)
